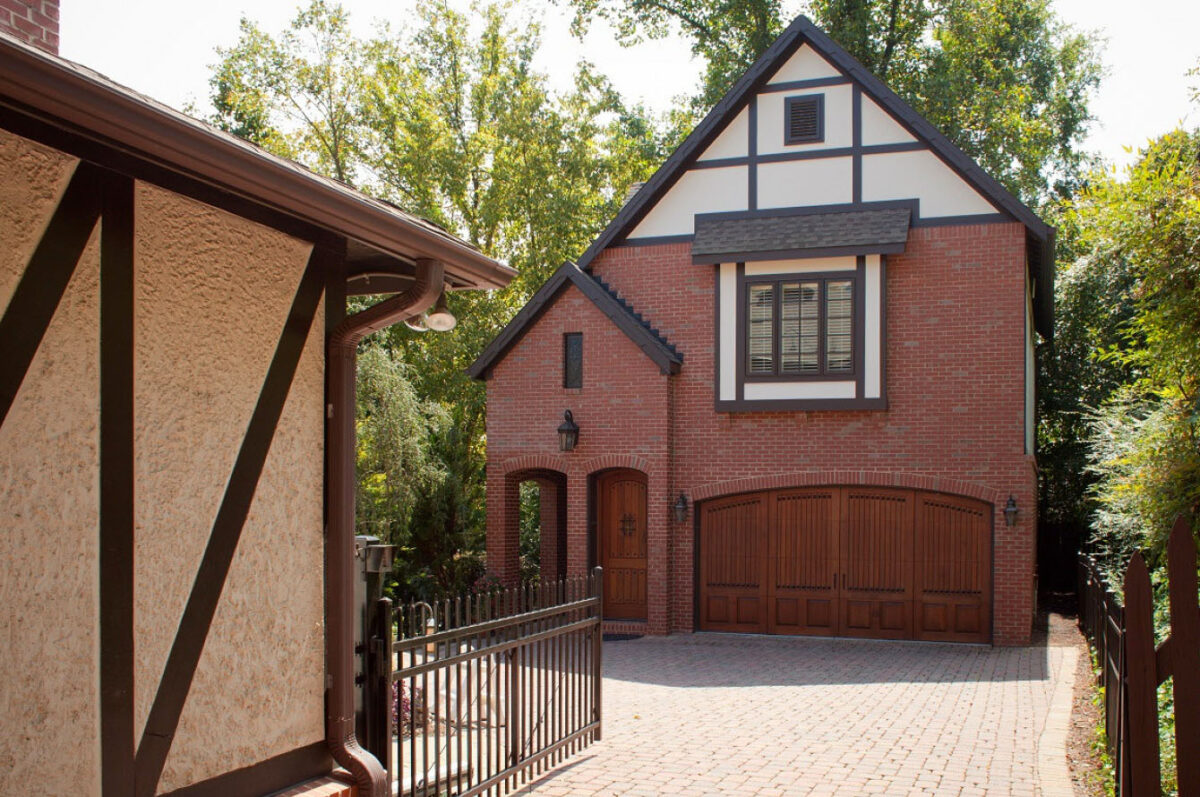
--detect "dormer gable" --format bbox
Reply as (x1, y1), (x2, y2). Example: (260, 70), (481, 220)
(578, 15), (1053, 340)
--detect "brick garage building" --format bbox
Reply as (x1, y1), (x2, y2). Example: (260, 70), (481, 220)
(471, 16), (1052, 646)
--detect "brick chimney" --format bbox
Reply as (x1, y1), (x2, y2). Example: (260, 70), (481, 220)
(0, 0), (59, 54)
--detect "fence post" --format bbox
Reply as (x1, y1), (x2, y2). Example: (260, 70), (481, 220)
(365, 597), (393, 791)
(592, 566), (603, 742)
(1167, 516), (1200, 796)
(1123, 551), (1159, 795)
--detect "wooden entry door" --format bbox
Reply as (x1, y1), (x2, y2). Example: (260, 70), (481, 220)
(597, 470), (648, 620)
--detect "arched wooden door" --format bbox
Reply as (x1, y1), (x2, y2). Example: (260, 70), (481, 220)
(596, 469), (648, 620)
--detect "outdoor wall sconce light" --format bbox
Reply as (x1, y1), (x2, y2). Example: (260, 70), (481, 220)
(425, 291), (457, 332)
(558, 410), (579, 452)
(673, 493), (689, 524)
(1004, 495), (1019, 527)
(404, 314), (429, 332)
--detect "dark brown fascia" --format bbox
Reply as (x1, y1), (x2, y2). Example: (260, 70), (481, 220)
(326, 259), (445, 797)
(467, 262), (683, 380)
(0, 34), (515, 291)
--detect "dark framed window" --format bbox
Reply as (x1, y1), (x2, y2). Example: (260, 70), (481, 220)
(563, 332), (583, 388)
(745, 277), (854, 378)
(784, 94), (824, 145)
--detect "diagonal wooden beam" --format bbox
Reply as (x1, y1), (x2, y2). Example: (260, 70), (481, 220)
(0, 161), (102, 427)
(133, 249), (327, 797)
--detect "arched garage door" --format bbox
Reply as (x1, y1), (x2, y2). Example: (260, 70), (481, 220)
(698, 487), (992, 643)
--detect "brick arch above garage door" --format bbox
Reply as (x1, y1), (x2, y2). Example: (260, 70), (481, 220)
(690, 471), (1002, 507)
(697, 486), (993, 644)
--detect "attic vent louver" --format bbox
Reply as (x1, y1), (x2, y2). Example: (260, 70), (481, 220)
(784, 95), (824, 144)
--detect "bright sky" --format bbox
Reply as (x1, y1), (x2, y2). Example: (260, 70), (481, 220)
(60, 0), (1199, 170)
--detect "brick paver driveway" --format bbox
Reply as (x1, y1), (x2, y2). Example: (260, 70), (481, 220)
(524, 622), (1079, 796)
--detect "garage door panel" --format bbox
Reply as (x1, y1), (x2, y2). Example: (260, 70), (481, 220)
(839, 489), (914, 639)
(914, 493), (991, 643)
(768, 490), (840, 635)
(699, 494), (767, 632)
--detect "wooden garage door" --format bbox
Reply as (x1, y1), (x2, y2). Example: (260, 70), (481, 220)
(698, 487), (991, 643)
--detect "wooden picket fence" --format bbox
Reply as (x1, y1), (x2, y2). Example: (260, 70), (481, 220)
(1077, 516), (1200, 796)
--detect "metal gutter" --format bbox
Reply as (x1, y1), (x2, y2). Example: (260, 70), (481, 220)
(326, 259), (445, 796)
(0, 33), (515, 290)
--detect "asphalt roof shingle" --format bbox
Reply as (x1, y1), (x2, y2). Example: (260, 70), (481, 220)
(692, 207), (911, 262)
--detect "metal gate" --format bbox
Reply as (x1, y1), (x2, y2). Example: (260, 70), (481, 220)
(364, 569), (603, 796)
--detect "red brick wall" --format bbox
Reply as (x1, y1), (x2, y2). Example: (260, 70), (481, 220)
(486, 222), (1038, 644)
(0, 0), (58, 54)
(485, 282), (674, 632)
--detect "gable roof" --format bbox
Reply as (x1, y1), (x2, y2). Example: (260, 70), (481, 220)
(0, 32), (515, 290)
(467, 263), (682, 380)
(692, 205), (912, 264)
(574, 15), (1055, 338)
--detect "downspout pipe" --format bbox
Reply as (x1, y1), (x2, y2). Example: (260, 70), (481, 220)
(326, 257), (445, 796)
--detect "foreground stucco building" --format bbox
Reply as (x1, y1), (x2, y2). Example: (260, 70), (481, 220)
(473, 16), (1052, 646)
(0, 7), (513, 796)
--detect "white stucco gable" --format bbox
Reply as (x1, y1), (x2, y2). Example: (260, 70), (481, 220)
(628, 39), (1001, 240)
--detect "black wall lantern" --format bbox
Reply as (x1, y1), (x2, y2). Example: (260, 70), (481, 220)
(673, 493), (689, 524)
(1004, 495), (1019, 527)
(558, 410), (579, 452)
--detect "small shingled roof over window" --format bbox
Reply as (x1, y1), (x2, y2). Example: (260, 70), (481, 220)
(691, 207), (911, 264)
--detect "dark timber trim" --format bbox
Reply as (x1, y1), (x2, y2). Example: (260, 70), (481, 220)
(100, 168), (136, 797)
(747, 97), (758, 210)
(467, 262), (682, 380)
(758, 75), (852, 92)
(852, 86), (863, 204)
(692, 241), (905, 265)
(0, 161), (102, 426)
(692, 140), (925, 169)
(715, 396), (888, 412)
(854, 255), (866, 397)
(713, 264), (724, 411)
(696, 200), (918, 223)
(156, 742), (335, 797)
(609, 233), (695, 247)
(133, 252), (326, 797)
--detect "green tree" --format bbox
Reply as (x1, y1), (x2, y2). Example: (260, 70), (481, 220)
(559, 0), (1103, 202)
(1073, 129), (1200, 563)
(207, 0), (665, 597)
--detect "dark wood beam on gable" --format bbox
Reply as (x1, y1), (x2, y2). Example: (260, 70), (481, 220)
(0, 161), (101, 426)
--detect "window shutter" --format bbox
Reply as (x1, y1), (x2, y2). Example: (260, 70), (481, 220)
(785, 95), (824, 144)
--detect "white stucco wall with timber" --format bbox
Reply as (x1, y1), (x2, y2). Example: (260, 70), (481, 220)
(0, 128), (98, 797)
(0, 128), (327, 796)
